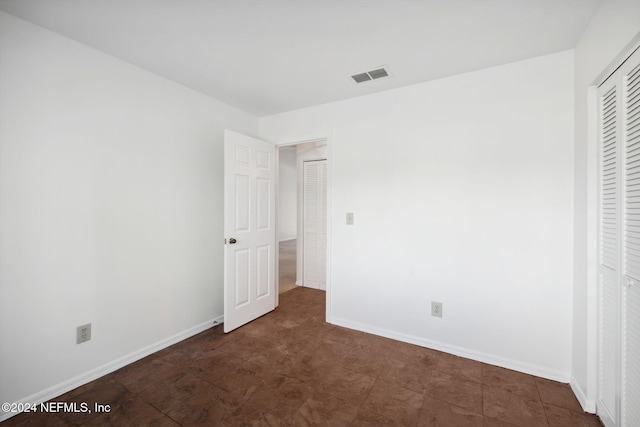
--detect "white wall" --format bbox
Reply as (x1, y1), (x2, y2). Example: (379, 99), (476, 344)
(0, 11), (257, 414)
(571, 0), (640, 412)
(278, 146), (297, 241)
(261, 50), (575, 380)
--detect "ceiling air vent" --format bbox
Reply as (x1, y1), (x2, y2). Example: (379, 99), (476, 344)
(351, 66), (391, 84)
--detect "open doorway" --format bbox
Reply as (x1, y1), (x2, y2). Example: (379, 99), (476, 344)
(278, 145), (297, 293)
(277, 139), (328, 294)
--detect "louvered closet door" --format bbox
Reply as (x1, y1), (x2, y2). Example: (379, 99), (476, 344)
(598, 74), (621, 427)
(597, 46), (640, 427)
(622, 49), (640, 427)
(303, 160), (327, 290)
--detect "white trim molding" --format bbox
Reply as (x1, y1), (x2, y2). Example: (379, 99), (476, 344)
(570, 376), (596, 413)
(331, 316), (571, 383)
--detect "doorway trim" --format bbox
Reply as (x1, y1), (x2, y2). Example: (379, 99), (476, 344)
(275, 135), (332, 323)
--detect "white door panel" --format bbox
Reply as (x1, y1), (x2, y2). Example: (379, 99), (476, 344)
(622, 54), (640, 427)
(597, 46), (640, 427)
(303, 160), (327, 290)
(224, 130), (276, 333)
(598, 75), (620, 427)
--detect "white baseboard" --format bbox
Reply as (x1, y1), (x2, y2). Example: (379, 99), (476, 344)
(330, 316), (571, 383)
(570, 376), (596, 413)
(278, 236), (297, 242)
(0, 315), (224, 422)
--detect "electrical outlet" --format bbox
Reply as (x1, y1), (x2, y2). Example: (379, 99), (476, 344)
(77, 323), (91, 344)
(431, 302), (443, 318)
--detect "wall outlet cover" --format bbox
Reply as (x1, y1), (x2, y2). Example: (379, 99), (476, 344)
(431, 302), (443, 318)
(77, 323), (92, 344)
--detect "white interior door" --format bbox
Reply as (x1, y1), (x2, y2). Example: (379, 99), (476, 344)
(597, 46), (640, 427)
(224, 130), (276, 333)
(597, 73), (620, 427)
(302, 160), (327, 290)
(621, 50), (640, 427)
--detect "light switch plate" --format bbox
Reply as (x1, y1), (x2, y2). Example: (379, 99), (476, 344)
(346, 213), (354, 225)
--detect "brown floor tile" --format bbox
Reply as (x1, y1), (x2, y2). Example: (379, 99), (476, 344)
(192, 351), (249, 383)
(390, 341), (447, 366)
(242, 375), (314, 420)
(318, 365), (376, 404)
(1, 411), (69, 427)
(379, 356), (430, 393)
(113, 359), (153, 389)
(483, 384), (548, 427)
(341, 345), (388, 377)
(278, 286), (299, 300)
(152, 348), (194, 367)
(57, 379), (134, 425)
(54, 374), (115, 403)
(359, 379), (424, 426)
(207, 364), (267, 402)
(283, 287), (326, 306)
(211, 338), (284, 382)
(137, 374), (213, 414)
(133, 416), (182, 427)
(543, 403), (602, 427)
(358, 333), (401, 357)
(221, 407), (289, 427)
(535, 377), (584, 413)
(279, 352), (335, 384)
(313, 338), (352, 362)
(165, 383), (241, 425)
(220, 376), (314, 426)
(274, 323), (327, 355)
(214, 335), (267, 361)
(292, 392), (360, 427)
(236, 339), (298, 378)
(113, 358), (184, 394)
(264, 308), (311, 330)
(351, 410), (409, 427)
(82, 395), (169, 426)
(483, 417), (520, 427)
(482, 364), (540, 399)
(418, 396), (483, 426)
(323, 325), (365, 347)
(202, 322), (247, 347)
(423, 369), (483, 414)
(432, 355), (482, 384)
(232, 315), (277, 339)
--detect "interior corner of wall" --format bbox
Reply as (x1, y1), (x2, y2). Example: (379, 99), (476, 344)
(570, 376), (596, 413)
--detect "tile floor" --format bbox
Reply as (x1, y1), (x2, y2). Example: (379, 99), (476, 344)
(2, 287), (601, 426)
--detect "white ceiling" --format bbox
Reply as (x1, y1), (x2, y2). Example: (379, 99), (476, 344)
(0, 0), (602, 116)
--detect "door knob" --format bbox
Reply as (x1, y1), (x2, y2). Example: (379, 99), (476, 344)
(229, 238), (237, 244)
